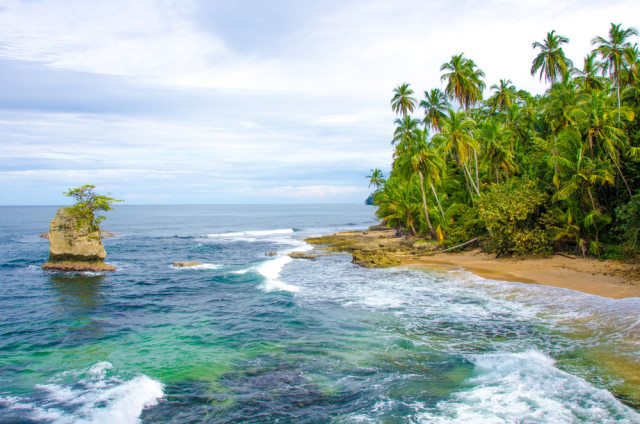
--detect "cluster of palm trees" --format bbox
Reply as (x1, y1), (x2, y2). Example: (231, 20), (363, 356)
(369, 23), (640, 256)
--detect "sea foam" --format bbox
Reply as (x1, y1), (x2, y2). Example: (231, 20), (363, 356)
(0, 362), (164, 424)
(415, 350), (640, 424)
(257, 256), (300, 293)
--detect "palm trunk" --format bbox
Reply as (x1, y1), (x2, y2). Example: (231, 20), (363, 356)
(418, 171), (435, 237)
(430, 183), (446, 225)
(473, 147), (480, 193)
(463, 162), (481, 196)
(586, 184), (599, 243)
(606, 149), (633, 200)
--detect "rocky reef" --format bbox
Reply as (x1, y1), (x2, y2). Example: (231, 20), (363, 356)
(304, 226), (438, 268)
(42, 208), (116, 272)
(351, 249), (400, 268)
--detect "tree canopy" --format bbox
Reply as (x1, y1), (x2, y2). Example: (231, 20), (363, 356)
(370, 24), (640, 259)
(64, 185), (123, 231)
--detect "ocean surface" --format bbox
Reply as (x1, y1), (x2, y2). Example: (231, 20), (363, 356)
(1, 204), (640, 423)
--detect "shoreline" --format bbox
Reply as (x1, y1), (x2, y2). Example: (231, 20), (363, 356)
(306, 229), (640, 300)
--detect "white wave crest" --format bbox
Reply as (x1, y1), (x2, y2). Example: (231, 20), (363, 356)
(0, 362), (164, 424)
(257, 256), (300, 293)
(415, 350), (640, 424)
(171, 263), (221, 271)
(206, 228), (294, 241)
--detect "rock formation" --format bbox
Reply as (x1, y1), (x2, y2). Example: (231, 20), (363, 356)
(173, 261), (204, 267)
(42, 208), (116, 271)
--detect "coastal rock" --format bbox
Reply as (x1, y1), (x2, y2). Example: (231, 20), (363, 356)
(288, 252), (323, 260)
(40, 232), (49, 239)
(173, 261), (204, 267)
(42, 208), (115, 272)
(265, 252), (278, 256)
(351, 249), (400, 268)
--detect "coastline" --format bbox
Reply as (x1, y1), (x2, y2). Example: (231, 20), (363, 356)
(306, 229), (640, 300)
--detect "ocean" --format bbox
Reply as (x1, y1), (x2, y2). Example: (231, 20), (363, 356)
(1, 204), (639, 423)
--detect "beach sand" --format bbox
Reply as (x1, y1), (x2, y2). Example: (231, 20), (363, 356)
(307, 230), (640, 299)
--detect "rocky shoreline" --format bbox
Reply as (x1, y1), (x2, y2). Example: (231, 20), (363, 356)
(303, 226), (640, 299)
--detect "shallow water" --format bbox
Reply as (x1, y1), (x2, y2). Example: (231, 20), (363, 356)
(0, 205), (639, 423)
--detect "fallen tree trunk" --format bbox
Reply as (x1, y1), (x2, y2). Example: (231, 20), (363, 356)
(421, 237), (480, 255)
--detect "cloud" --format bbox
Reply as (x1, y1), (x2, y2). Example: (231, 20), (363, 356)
(0, 0), (638, 204)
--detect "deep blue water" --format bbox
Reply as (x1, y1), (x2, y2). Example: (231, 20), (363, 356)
(1, 205), (639, 423)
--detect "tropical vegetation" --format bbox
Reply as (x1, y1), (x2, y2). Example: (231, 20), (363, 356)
(368, 23), (640, 259)
(64, 185), (122, 232)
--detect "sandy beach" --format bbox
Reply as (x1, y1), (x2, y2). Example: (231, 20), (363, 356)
(307, 230), (640, 300)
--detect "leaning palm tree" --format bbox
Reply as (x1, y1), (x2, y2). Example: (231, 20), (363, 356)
(592, 23), (639, 110)
(440, 54), (486, 110)
(391, 83), (417, 118)
(420, 88), (450, 132)
(531, 30), (574, 85)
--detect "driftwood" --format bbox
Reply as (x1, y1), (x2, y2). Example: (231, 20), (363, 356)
(557, 252), (577, 260)
(421, 237), (480, 256)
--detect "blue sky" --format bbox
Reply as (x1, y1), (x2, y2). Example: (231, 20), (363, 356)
(1, 0), (638, 205)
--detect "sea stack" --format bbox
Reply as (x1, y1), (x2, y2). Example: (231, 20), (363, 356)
(42, 208), (116, 271)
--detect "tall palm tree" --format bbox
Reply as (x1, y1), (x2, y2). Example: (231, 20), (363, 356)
(433, 109), (480, 197)
(420, 88), (450, 132)
(592, 23), (639, 110)
(440, 54), (486, 110)
(391, 83), (417, 118)
(396, 129), (446, 237)
(531, 30), (574, 85)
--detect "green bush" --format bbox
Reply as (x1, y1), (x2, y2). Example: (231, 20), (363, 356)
(613, 192), (640, 260)
(478, 178), (553, 255)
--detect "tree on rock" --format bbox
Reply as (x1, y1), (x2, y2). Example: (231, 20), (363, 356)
(42, 185), (122, 272)
(64, 185), (122, 232)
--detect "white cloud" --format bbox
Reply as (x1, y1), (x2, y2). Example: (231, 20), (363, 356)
(1, 0), (639, 204)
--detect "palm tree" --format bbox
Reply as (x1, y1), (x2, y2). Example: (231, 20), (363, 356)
(575, 53), (605, 92)
(391, 83), (417, 118)
(367, 169), (385, 190)
(420, 88), (450, 132)
(392, 115), (421, 155)
(396, 129), (446, 237)
(479, 119), (517, 185)
(531, 30), (574, 85)
(552, 133), (615, 243)
(374, 175), (421, 234)
(577, 90), (634, 198)
(487, 79), (517, 114)
(592, 23), (639, 110)
(433, 109), (480, 197)
(440, 54), (486, 110)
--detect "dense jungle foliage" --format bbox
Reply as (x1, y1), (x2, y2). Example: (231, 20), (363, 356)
(368, 24), (640, 259)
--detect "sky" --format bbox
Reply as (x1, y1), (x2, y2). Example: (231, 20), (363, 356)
(1, 0), (639, 205)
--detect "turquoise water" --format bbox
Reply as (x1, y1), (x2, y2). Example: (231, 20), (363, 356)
(1, 204), (639, 423)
